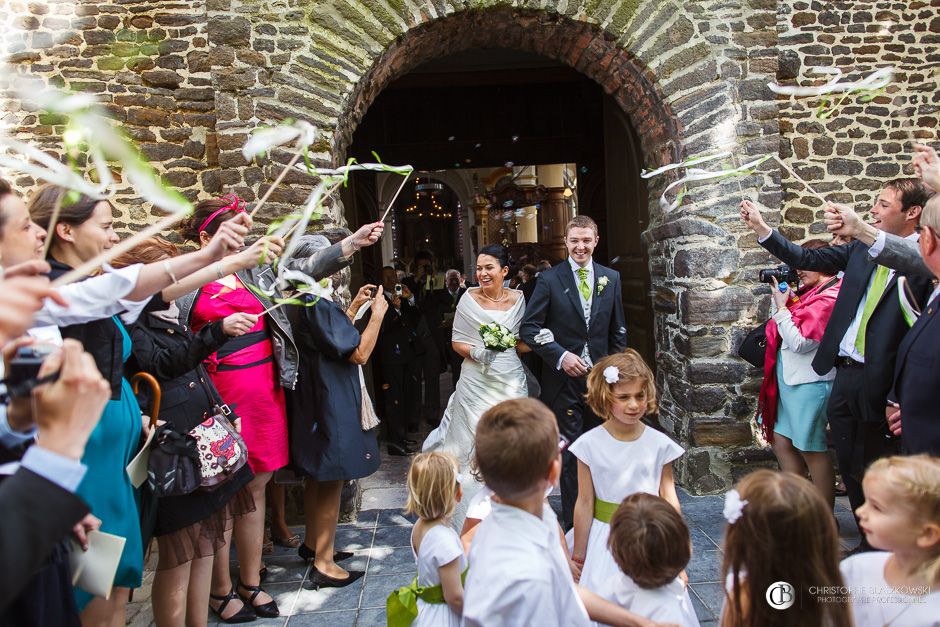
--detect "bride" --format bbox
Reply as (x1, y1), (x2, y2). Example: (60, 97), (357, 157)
(423, 244), (537, 526)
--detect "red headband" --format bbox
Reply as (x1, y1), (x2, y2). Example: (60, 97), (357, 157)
(197, 194), (246, 234)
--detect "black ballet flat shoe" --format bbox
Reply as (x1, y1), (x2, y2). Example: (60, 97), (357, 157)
(387, 442), (414, 456)
(303, 565), (364, 591)
(209, 587), (257, 624)
(297, 543), (354, 563)
(236, 581), (279, 618)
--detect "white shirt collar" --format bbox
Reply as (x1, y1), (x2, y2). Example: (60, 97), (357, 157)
(567, 257), (593, 274)
(489, 502), (554, 548)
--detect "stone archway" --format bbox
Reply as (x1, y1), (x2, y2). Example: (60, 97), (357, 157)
(331, 8), (680, 175)
(286, 4), (780, 493)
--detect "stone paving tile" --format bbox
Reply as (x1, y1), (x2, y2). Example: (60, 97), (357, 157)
(333, 526), (378, 552)
(688, 584), (718, 621)
(360, 572), (416, 610)
(262, 556), (311, 584)
(366, 545), (418, 575)
(286, 609), (359, 626)
(687, 548), (723, 584)
(355, 607), (387, 626)
(689, 581), (726, 617)
(372, 523), (415, 548)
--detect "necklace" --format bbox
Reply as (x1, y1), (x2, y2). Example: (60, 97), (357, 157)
(479, 287), (508, 303)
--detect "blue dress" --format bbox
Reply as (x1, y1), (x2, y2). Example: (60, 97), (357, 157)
(773, 348), (832, 453)
(74, 318), (144, 609)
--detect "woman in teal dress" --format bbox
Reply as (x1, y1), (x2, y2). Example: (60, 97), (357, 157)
(72, 317), (145, 612)
(28, 184), (249, 624)
(29, 188), (148, 623)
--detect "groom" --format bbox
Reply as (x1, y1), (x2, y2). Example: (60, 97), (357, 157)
(521, 215), (627, 529)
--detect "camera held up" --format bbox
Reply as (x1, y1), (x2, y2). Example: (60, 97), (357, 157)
(758, 264), (800, 286)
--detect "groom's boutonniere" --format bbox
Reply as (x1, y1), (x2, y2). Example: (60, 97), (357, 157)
(597, 276), (609, 295)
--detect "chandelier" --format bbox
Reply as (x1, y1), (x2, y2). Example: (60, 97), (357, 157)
(404, 177), (453, 219)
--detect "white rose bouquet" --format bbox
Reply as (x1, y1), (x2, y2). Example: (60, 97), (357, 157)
(479, 322), (517, 352)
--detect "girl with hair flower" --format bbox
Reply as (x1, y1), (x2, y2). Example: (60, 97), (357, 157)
(720, 470), (851, 627)
(568, 349), (685, 596)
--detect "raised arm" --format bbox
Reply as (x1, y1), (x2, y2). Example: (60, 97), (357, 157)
(741, 199), (850, 274)
(825, 203), (933, 278)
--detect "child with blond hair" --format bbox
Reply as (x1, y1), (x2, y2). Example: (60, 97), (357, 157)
(720, 469), (851, 627)
(570, 349), (684, 593)
(387, 452), (465, 627)
(601, 493), (700, 626)
(842, 455), (940, 626)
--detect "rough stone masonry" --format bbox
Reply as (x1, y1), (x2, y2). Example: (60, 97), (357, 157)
(1, 0), (937, 493)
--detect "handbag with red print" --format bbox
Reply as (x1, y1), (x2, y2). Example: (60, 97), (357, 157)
(189, 408), (248, 488)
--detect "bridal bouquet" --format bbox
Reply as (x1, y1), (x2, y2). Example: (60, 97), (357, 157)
(479, 322), (517, 352)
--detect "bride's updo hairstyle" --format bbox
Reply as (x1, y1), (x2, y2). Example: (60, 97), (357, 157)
(477, 244), (509, 268)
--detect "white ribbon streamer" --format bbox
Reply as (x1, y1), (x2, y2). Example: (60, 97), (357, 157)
(768, 66), (893, 97)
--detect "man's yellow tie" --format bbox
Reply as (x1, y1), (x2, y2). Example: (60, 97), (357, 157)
(577, 267), (591, 302)
(854, 265), (890, 357)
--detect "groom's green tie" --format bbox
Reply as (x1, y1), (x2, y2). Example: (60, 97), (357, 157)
(577, 267), (591, 301)
(854, 264), (890, 357)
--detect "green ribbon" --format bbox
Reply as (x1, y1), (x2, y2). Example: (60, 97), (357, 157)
(593, 497), (619, 523)
(386, 569), (468, 627)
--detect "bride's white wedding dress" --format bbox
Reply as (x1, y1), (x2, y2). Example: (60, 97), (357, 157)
(422, 289), (531, 528)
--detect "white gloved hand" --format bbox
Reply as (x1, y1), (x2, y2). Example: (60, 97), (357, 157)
(534, 328), (555, 345)
(470, 347), (498, 365)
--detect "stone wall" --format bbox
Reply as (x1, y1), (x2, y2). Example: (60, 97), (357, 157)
(775, 0), (940, 239)
(1, 1), (217, 238)
(2, 0), (935, 493)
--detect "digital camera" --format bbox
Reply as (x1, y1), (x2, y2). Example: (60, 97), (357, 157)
(758, 264), (799, 286)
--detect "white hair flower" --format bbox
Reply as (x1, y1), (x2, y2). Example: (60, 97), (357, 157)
(723, 489), (748, 524)
(603, 366), (620, 384)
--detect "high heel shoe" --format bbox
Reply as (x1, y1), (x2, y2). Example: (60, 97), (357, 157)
(209, 587), (257, 624)
(298, 543), (354, 562)
(236, 581), (279, 618)
(303, 564), (364, 590)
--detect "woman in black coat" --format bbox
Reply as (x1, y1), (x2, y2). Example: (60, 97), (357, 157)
(285, 232), (387, 590)
(115, 238), (263, 625)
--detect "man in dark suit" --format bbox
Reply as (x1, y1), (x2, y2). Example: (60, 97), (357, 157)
(422, 269), (466, 390)
(521, 215), (627, 528)
(375, 267), (423, 455)
(825, 190), (940, 456)
(519, 264), (537, 303)
(741, 178), (934, 548)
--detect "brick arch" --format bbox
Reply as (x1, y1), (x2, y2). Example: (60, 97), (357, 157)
(331, 6), (681, 175)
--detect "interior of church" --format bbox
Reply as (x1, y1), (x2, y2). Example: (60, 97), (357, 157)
(342, 47), (656, 363)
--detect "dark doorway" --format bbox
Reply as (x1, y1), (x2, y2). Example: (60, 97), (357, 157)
(344, 48), (654, 364)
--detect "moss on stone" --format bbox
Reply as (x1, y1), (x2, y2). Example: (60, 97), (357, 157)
(608, 0), (640, 32)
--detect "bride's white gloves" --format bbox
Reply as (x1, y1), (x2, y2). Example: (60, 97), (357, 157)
(470, 347), (498, 366)
(534, 329), (555, 345)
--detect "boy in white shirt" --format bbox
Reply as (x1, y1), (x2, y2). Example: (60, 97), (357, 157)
(462, 399), (670, 627)
(462, 398), (591, 627)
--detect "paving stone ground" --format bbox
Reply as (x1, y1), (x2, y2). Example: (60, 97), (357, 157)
(128, 445), (859, 626)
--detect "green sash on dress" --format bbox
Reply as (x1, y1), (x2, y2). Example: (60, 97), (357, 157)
(386, 569), (468, 627)
(593, 497), (619, 523)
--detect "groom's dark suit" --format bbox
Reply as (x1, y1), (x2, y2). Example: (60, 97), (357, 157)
(521, 259), (627, 527)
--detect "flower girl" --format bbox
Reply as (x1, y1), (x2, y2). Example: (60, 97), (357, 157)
(387, 452), (465, 627)
(569, 349), (684, 593)
(721, 470), (851, 627)
(841, 455), (940, 626)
